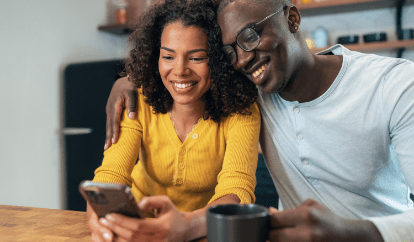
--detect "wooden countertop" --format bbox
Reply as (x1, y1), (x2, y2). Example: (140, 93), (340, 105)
(0, 204), (208, 242)
(0, 205), (90, 241)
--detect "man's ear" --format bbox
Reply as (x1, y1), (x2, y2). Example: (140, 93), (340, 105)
(287, 5), (301, 33)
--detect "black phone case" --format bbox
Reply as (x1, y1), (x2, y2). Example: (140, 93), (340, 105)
(79, 180), (141, 218)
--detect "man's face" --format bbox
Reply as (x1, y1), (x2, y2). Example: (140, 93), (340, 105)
(218, 0), (295, 94)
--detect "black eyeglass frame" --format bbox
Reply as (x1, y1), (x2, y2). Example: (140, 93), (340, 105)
(222, 6), (286, 66)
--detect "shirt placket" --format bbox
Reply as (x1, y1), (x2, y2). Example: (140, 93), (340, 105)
(293, 104), (312, 178)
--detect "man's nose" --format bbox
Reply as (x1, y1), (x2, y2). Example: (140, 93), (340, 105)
(234, 46), (255, 72)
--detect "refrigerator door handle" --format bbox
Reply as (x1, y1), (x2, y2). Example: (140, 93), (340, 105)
(60, 128), (93, 135)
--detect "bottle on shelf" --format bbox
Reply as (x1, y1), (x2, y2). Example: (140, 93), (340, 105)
(106, 0), (129, 25)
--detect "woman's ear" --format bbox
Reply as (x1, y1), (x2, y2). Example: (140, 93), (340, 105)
(287, 5), (301, 33)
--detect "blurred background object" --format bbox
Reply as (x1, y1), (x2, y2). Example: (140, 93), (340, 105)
(61, 60), (125, 211)
(399, 28), (414, 39)
(113, 0), (128, 25)
(337, 35), (359, 45)
(304, 31), (316, 49)
(312, 26), (329, 48)
(363, 32), (387, 42)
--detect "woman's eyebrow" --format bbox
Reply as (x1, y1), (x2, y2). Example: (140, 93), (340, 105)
(188, 48), (208, 53)
(160, 47), (175, 52)
(160, 47), (207, 53)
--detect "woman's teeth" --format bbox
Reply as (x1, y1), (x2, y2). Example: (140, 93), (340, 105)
(252, 64), (267, 78)
(174, 82), (196, 89)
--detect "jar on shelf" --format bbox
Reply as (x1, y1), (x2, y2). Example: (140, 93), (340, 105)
(112, 0), (129, 25)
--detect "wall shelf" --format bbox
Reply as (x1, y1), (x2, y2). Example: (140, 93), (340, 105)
(298, 0), (380, 9)
(298, 0), (414, 16)
(97, 0), (414, 53)
(98, 24), (131, 35)
(311, 39), (414, 53)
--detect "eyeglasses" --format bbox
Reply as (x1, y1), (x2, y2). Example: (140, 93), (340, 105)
(222, 7), (285, 66)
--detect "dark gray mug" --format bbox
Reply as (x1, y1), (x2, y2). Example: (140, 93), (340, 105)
(206, 204), (270, 242)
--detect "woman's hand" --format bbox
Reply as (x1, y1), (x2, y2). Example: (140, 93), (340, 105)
(99, 195), (191, 242)
(105, 76), (138, 150)
(86, 202), (115, 242)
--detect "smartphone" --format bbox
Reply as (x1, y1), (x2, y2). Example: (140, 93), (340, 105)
(79, 180), (141, 218)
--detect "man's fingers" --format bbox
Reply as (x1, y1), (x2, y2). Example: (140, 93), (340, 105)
(270, 199), (325, 228)
(104, 117), (113, 150)
(111, 99), (124, 144)
(126, 89), (138, 119)
(269, 206), (279, 214)
(270, 208), (305, 228)
(269, 227), (305, 242)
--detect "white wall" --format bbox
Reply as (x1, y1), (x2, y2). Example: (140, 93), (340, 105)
(0, 0), (129, 209)
(0, 1), (413, 210)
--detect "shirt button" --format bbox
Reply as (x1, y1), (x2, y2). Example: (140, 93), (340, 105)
(192, 133), (198, 139)
(176, 179), (183, 185)
(180, 149), (186, 154)
(298, 135), (303, 140)
(178, 163), (185, 169)
(294, 107), (300, 113)
(302, 160), (309, 165)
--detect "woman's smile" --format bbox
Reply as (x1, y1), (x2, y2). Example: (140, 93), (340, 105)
(170, 80), (199, 95)
(172, 81), (198, 89)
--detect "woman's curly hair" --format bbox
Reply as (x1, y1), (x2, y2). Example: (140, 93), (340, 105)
(125, 0), (258, 122)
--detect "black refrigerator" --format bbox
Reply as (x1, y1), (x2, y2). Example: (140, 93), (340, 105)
(61, 59), (125, 211)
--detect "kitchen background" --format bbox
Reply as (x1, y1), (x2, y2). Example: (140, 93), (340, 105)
(0, 0), (413, 210)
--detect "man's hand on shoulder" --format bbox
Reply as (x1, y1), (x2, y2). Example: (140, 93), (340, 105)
(105, 76), (138, 150)
(268, 199), (384, 242)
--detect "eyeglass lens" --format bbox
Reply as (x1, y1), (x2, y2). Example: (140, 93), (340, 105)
(222, 45), (237, 66)
(222, 29), (260, 66)
(237, 28), (260, 51)
(222, 28), (260, 66)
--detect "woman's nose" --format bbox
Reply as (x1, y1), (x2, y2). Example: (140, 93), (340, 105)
(172, 58), (190, 77)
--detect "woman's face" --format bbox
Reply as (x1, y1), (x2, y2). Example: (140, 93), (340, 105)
(159, 21), (211, 107)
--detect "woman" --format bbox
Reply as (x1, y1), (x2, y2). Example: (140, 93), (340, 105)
(88, 0), (260, 241)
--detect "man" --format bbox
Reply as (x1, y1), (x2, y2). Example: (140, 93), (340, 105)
(103, 0), (414, 241)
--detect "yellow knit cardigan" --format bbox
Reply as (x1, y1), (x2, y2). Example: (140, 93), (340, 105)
(93, 90), (260, 212)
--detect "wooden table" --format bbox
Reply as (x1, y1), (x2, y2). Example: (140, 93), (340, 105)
(0, 205), (207, 242)
(0, 205), (90, 242)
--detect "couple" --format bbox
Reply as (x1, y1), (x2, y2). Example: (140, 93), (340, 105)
(91, 0), (414, 241)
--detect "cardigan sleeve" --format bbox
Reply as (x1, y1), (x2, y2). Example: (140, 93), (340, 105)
(93, 106), (143, 187)
(208, 103), (261, 204)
